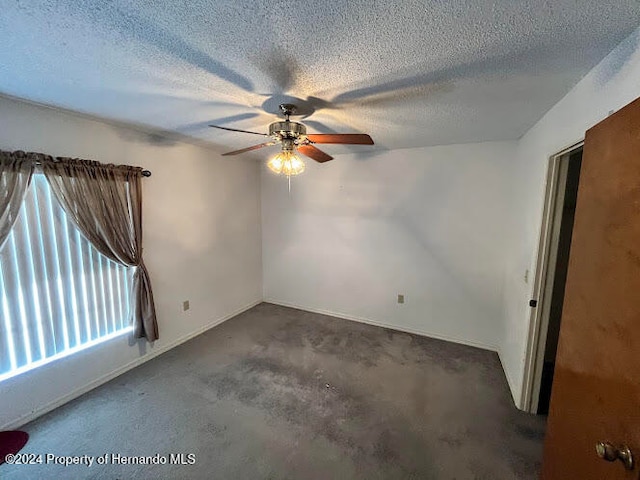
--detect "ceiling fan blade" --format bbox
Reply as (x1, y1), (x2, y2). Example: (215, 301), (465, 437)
(297, 145), (334, 163)
(306, 134), (374, 145)
(209, 125), (269, 136)
(222, 142), (278, 156)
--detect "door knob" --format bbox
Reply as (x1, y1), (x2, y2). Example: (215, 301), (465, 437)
(596, 441), (634, 470)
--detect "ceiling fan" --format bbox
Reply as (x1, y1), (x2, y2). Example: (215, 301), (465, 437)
(209, 103), (374, 175)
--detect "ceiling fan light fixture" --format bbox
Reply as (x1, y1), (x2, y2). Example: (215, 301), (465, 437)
(267, 150), (305, 176)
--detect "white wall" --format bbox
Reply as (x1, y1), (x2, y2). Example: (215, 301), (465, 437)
(0, 95), (263, 428)
(262, 141), (517, 350)
(500, 26), (640, 408)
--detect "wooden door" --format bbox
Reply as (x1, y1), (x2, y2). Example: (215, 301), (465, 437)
(541, 96), (640, 479)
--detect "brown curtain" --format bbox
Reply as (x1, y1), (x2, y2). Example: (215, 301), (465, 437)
(0, 151), (34, 249)
(42, 157), (158, 341)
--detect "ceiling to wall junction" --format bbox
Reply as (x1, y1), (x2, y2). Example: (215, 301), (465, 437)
(1, 1), (638, 156)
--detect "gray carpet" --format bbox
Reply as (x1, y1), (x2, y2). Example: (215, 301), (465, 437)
(1, 303), (546, 479)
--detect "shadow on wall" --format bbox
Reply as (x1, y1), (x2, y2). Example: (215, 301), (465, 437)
(76, 106), (232, 152)
(112, 121), (198, 148)
(389, 156), (509, 323)
(147, 157), (255, 256)
(395, 218), (501, 324)
(594, 26), (640, 86)
(270, 147), (509, 325)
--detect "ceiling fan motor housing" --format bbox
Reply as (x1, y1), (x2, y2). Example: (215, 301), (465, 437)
(269, 121), (307, 140)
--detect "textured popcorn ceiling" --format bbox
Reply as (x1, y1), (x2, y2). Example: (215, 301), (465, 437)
(1, 1), (639, 155)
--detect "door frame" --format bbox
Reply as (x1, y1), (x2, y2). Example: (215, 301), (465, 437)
(521, 140), (584, 414)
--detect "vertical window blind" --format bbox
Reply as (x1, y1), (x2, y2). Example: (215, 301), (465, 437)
(0, 174), (131, 380)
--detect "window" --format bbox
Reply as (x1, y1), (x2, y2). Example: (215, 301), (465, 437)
(0, 175), (131, 381)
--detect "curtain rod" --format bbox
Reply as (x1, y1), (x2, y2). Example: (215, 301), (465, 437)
(30, 160), (151, 177)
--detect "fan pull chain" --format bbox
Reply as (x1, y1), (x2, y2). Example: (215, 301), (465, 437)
(288, 174), (291, 194)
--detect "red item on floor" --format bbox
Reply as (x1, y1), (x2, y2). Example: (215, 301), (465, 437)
(0, 431), (29, 465)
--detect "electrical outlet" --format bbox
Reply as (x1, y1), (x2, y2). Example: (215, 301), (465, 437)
(397, 294), (405, 304)
(182, 300), (190, 311)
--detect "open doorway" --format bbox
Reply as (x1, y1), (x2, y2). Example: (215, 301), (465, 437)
(523, 143), (583, 414)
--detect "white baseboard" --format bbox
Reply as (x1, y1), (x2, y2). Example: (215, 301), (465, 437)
(264, 299), (498, 352)
(3, 299), (261, 431)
